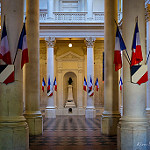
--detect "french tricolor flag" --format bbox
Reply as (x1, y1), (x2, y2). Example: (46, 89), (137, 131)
(53, 77), (57, 92)
(88, 76), (94, 96)
(119, 77), (123, 90)
(131, 21), (143, 67)
(83, 77), (87, 91)
(47, 76), (50, 92)
(95, 78), (99, 91)
(0, 19), (11, 64)
(113, 27), (126, 71)
(17, 22), (29, 69)
(42, 77), (46, 92)
(88, 76), (93, 91)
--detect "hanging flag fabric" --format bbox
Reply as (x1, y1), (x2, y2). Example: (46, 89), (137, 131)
(119, 77), (123, 90)
(95, 78), (99, 91)
(47, 76), (53, 96)
(0, 19), (11, 64)
(88, 76), (93, 91)
(17, 22), (29, 69)
(83, 77), (87, 91)
(0, 65), (14, 84)
(47, 76), (50, 92)
(88, 76), (94, 96)
(53, 77), (57, 92)
(131, 21), (143, 67)
(42, 77), (46, 92)
(131, 65), (148, 85)
(47, 89), (53, 97)
(114, 27), (126, 71)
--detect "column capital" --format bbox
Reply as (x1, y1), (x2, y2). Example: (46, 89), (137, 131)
(146, 4), (150, 21)
(45, 37), (56, 48)
(85, 37), (96, 48)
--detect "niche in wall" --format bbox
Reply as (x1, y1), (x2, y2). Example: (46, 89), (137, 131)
(63, 72), (77, 107)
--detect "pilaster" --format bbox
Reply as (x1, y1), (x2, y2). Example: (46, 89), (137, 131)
(45, 37), (56, 118)
(85, 37), (96, 118)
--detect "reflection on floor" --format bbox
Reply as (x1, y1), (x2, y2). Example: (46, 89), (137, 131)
(29, 116), (117, 150)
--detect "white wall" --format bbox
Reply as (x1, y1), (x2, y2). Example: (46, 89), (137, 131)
(93, 0), (104, 12)
(39, 0), (47, 9)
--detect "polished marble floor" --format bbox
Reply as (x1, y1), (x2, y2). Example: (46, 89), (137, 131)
(29, 116), (117, 150)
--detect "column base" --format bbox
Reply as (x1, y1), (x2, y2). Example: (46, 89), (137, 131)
(120, 106), (123, 116)
(45, 107), (56, 118)
(101, 112), (121, 135)
(118, 117), (149, 150)
(24, 111), (43, 135)
(146, 108), (150, 121)
(0, 116), (29, 150)
(85, 107), (96, 118)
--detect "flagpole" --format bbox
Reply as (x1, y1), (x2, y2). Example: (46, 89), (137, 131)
(114, 19), (131, 65)
(146, 51), (150, 64)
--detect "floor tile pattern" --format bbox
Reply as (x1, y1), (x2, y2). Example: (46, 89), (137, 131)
(29, 116), (117, 150)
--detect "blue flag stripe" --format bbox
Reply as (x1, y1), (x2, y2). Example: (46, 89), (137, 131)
(132, 22), (139, 49)
(1, 20), (7, 39)
(131, 65), (141, 76)
(17, 23), (26, 50)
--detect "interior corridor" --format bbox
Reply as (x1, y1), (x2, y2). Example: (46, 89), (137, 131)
(29, 116), (117, 150)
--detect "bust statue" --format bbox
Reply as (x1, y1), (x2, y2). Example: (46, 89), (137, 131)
(68, 77), (73, 85)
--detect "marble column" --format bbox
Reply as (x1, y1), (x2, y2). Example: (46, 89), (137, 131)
(85, 37), (96, 118)
(101, 0), (121, 136)
(24, 0), (43, 136)
(0, 0), (29, 149)
(78, 69), (84, 114)
(118, 0), (149, 149)
(47, 0), (54, 20)
(146, 4), (150, 119)
(45, 37), (56, 118)
(87, 0), (93, 21)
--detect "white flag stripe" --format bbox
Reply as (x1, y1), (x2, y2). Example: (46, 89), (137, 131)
(115, 37), (120, 50)
(132, 65), (147, 83)
(136, 32), (140, 46)
(22, 35), (27, 50)
(0, 36), (10, 55)
(0, 65), (14, 82)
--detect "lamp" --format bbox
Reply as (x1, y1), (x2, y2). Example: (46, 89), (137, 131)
(68, 38), (72, 47)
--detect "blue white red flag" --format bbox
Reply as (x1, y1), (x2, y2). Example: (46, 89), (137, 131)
(0, 65), (14, 84)
(0, 19), (11, 64)
(88, 76), (94, 96)
(47, 76), (53, 96)
(88, 76), (93, 91)
(131, 65), (148, 85)
(131, 21), (143, 67)
(47, 76), (50, 92)
(113, 27), (126, 71)
(53, 77), (57, 91)
(42, 77), (46, 92)
(95, 78), (99, 91)
(83, 77), (87, 91)
(17, 22), (29, 69)
(119, 77), (123, 90)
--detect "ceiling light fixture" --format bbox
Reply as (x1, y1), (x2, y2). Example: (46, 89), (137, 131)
(68, 38), (72, 47)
